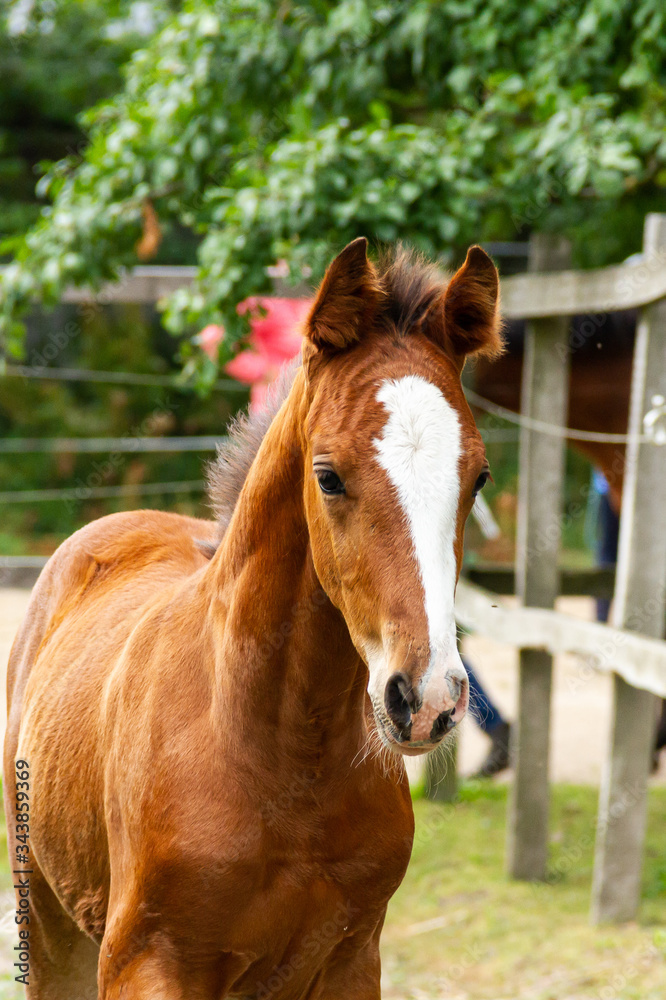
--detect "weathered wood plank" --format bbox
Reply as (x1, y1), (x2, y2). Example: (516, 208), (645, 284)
(455, 580), (666, 697)
(56, 256), (666, 316)
(0, 556), (48, 589)
(591, 213), (666, 924)
(501, 256), (666, 319)
(3, 244), (665, 316)
(61, 266), (197, 304)
(507, 234), (571, 882)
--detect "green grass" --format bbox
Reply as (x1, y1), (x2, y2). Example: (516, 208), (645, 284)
(382, 783), (666, 999)
(0, 786), (663, 998)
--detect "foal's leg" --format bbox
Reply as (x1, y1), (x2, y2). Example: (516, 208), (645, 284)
(17, 864), (99, 1000)
(98, 922), (252, 1000)
(99, 948), (186, 1000)
(99, 948), (253, 1000)
(312, 925), (383, 1000)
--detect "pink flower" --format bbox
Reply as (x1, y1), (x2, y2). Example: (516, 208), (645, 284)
(226, 297), (312, 409)
(196, 324), (225, 360)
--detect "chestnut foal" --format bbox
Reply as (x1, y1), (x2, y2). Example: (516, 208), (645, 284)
(5, 238), (501, 999)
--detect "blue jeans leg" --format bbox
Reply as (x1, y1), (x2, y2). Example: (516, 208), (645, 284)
(596, 493), (619, 623)
(463, 658), (504, 734)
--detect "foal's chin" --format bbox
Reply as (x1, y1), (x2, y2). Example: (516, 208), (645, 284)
(373, 715), (453, 758)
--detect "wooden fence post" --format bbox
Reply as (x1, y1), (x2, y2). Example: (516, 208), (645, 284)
(506, 234), (571, 881)
(591, 214), (666, 923)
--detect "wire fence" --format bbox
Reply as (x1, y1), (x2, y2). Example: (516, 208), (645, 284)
(0, 481), (206, 504)
(0, 365), (227, 505)
(3, 363), (246, 392)
(0, 436), (224, 453)
(464, 387), (662, 445)
(0, 364), (526, 508)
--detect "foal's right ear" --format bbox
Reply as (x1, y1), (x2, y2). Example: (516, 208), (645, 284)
(305, 237), (382, 352)
(441, 246), (503, 363)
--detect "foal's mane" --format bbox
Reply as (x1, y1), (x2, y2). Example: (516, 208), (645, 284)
(207, 245), (445, 538)
(208, 359), (299, 536)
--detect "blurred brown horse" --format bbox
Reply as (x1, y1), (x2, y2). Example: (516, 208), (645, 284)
(473, 311), (636, 510)
(5, 239), (502, 999)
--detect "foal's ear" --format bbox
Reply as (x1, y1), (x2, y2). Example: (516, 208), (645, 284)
(439, 246), (503, 364)
(305, 237), (382, 351)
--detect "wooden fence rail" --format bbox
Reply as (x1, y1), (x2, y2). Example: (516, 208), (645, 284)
(500, 251), (666, 318)
(1, 234), (662, 318)
(455, 581), (666, 700)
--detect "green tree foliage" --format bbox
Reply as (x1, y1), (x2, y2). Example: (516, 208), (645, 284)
(2, 0), (666, 375)
(0, 0), (175, 242)
(0, 1), (244, 552)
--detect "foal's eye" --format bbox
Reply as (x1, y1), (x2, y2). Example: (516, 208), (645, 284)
(473, 471), (490, 497)
(316, 469), (345, 496)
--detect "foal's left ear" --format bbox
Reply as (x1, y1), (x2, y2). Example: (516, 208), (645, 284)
(439, 246), (503, 365)
(305, 237), (382, 352)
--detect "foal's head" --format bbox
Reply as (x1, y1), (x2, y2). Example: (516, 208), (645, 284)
(301, 238), (502, 756)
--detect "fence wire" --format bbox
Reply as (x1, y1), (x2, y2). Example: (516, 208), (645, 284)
(0, 481), (206, 504)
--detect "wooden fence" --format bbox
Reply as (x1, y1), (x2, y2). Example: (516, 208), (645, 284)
(459, 215), (666, 925)
(3, 219), (666, 923)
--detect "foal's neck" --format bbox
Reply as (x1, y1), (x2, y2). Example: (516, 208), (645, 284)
(209, 374), (367, 747)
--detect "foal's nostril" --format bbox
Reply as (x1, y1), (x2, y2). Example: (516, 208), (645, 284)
(430, 708), (455, 742)
(384, 672), (414, 737)
(446, 673), (462, 703)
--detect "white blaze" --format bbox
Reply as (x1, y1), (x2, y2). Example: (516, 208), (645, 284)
(373, 375), (462, 680)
